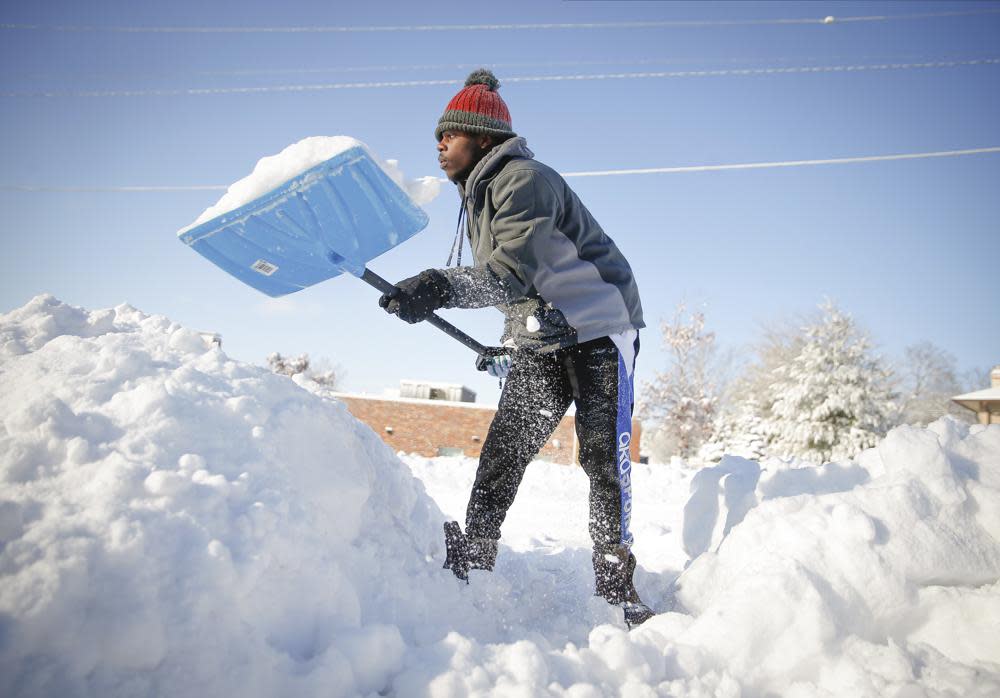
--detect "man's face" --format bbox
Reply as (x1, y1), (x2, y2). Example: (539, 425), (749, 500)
(437, 130), (492, 184)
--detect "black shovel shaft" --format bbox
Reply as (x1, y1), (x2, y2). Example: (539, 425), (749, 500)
(361, 268), (504, 357)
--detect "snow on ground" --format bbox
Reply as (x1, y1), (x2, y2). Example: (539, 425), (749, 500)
(177, 136), (440, 233)
(2, 295), (1000, 697)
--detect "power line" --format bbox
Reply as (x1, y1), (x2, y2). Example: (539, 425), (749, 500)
(12, 52), (951, 81)
(9, 54), (893, 81)
(2, 9), (998, 33)
(0, 184), (226, 192)
(4, 57), (997, 98)
(0, 77), (456, 98)
(193, 55), (837, 78)
(560, 147), (1000, 178)
(188, 53), (964, 77)
(4, 147), (997, 192)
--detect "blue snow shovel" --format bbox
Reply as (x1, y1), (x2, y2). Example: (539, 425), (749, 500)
(178, 146), (503, 357)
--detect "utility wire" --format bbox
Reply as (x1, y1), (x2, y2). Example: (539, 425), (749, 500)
(560, 147), (1000, 178)
(9, 54), (910, 81)
(3, 58), (997, 98)
(1, 184), (227, 192)
(4, 147), (998, 193)
(194, 55), (845, 77)
(2, 8), (999, 33)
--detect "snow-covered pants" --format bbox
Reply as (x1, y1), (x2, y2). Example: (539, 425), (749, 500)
(465, 335), (639, 550)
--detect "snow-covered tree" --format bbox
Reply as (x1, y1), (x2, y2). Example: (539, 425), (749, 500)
(700, 317), (804, 463)
(699, 398), (769, 463)
(733, 320), (805, 411)
(763, 301), (895, 463)
(642, 305), (720, 458)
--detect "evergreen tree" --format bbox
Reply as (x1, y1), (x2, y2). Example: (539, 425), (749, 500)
(763, 301), (895, 463)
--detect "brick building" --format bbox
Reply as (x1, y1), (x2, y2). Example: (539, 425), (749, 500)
(335, 381), (641, 465)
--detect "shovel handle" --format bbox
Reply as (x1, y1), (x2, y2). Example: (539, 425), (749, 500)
(362, 268), (505, 357)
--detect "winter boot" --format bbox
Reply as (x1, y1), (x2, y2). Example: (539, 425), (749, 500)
(593, 545), (656, 628)
(443, 521), (498, 582)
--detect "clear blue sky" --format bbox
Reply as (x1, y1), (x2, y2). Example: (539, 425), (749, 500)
(2, 0), (998, 407)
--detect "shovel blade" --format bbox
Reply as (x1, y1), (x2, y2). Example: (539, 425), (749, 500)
(178, 146), (429, 297)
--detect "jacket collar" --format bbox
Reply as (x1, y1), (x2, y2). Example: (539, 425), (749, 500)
(456, 137), (534, 199)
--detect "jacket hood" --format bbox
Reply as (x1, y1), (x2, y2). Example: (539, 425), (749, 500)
(457, 137), (534, 199)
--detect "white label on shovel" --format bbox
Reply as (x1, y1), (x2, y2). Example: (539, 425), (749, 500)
(251, 260), (279, 276)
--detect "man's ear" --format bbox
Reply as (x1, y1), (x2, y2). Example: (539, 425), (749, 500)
(477, 134), (495, 150)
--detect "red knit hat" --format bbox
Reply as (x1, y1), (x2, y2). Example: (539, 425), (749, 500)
(435, 69), (515, 142)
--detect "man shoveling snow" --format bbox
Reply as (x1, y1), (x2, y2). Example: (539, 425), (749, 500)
(379, 70), (653, 628)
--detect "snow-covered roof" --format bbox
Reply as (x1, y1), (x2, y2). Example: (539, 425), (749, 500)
(952, 387), (1000, 409)
(398, 379), (470, 390)
(332, 391), (580, 416)
(332, 391), (498, 411)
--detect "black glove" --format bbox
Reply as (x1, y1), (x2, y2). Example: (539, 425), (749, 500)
(379, 269), (452, 324)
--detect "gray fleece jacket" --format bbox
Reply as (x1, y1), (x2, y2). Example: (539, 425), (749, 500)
(439, 137), (644, 353)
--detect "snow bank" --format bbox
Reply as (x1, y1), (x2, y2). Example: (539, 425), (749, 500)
(401, 429), (1000, 697)
(0, 295), (452, 697)
(2, 294), (999, 697)
(178, 136), (440, 233)
(671, 423), (1000, 695)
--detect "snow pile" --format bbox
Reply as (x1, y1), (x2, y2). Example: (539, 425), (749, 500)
(178, 136), (440, 233)
(3, 295), (999, 697)
(672, 425), (1000, 695)
(400, 427), (1000, 696)
(0, 295), (453, 697)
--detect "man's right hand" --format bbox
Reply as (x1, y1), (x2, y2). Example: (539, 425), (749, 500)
(379, 269), (452, 324)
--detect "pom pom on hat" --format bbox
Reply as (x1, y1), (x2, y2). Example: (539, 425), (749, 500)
(435, 69), (514, 141)
(464, 69), (500, 91)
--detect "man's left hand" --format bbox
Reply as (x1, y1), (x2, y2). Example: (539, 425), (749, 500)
(475, 353), (513, 379)
(379, 269), (452, 324)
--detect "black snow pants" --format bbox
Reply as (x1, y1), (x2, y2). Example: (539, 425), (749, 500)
(465, 335), (639, 550)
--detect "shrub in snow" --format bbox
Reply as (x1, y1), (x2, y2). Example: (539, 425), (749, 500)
(267, 350), (310, 376)
(267, 351), (338, 388)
